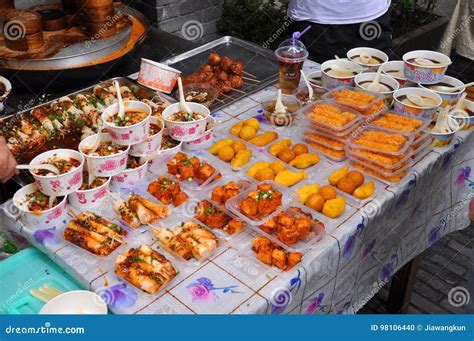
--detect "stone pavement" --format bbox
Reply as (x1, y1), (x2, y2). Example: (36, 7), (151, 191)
(359, 223), (473, 314)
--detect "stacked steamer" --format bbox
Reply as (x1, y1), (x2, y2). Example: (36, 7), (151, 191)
(4, 10), (44, 51)
(81, 0), (117, 39)
(300, 100), (362, 162)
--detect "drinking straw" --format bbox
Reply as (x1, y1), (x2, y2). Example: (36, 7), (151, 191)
(292, 26), (311, 40)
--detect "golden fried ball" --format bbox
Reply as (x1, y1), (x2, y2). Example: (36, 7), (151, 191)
(318, 185), (337, 201)
(305, 193), (325, 212)
(232, 140), (247, 152)
(277, 148), (296, 163)
(346, 171), (365, 187)
(292, 143), (309, 156)
(337, 177), (358, 195)
(218, 146), (235, 162)
(254, 167), (275, 181)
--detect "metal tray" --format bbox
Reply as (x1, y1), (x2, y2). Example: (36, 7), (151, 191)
(1, 77), (175, 186)
(163, 36), (279, 112)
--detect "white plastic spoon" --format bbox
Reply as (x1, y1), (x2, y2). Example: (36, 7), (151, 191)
(367, 65), (383, 92)
(274, 89), (287, 115)
(16, 164), (60, 175)
(359, 53), (373, 64)
(449, 93), (469, 120)
(177, 77), (192, 115)
(432, 107), (452, 134)
(436, 81), (474, 93)
(84, 119), (104, 155)
(407, 94), (430, 107)
(300, 70), (314, 100)
(115, 80), (125, 119)
(48, 195), (56, 209)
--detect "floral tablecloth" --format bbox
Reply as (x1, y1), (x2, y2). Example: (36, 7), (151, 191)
(1, 61), (473, 314)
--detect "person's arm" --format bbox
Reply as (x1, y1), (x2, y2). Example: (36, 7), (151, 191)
(0, 136), (18, 183)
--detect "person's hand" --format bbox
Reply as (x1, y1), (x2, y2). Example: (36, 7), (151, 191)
(0, 136), (19, 183)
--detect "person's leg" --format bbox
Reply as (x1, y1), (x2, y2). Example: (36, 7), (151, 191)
(290, 11), (393, 64)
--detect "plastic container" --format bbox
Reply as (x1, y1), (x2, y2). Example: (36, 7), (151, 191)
(303, 129), (347, 151)
(348, 158), (412, 185)
(150, 218), (224, 266)
(225, 180), (297, 226)
(181, 82), (219, 108)
(322, 86), (386, 116)
(403, 50), (451, 85)
(367, 111), (431, 137)
(347, 128), (415, 157)
(275, 37), (308, 94)
(13, 183), (68, 230)
(161, 102), (211, 142)
(393, 87), (442, 120)
(68, 176), (111, 210)
(300, 100), (362, 132)
(214, 118), (275, 148)
(304, 137), (347, 162)
(187, 197), (247, 241)
(111, 159), (148, 190)
(128, 116), (164, 157)
(261, 93), (302, 127)
(248, 203), (326, 252)
(320, 59), (362, 90)
(263, 137), (327, 173)
(419, 75), (465, 108)
(137, 58), (181, 94)
(147, 130), (183, 175)
(101, 100), (152, 146)
(354, 72), (399, 108)
(345, 148), (412, 171)
(381, 60), (416, 88)
(347, 47), (389, 72)
(29, 149), (85, 197)
(182, 116), (216, 151)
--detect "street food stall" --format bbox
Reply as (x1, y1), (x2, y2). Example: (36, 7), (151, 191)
(0, 1), (472, 316)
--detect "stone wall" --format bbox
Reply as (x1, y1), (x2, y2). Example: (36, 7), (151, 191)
(124, 0), (223, 43)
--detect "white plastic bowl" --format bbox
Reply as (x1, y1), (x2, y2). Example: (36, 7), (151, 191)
(321, 59), (362, 90)
(355, 73), (400, 107)
(403, 50), (451, 84)
(29, 149), (84, 197)
(13, 183), (68, 229)
(347, 47), (388, 72)
(137, 58), (181, 94)
(161, 102), (210, 142)
(39, 290), (108, 314)
(128, 116), (164, 157)
(147, 129), (183, 174)
(111, 159), (148, 189)
(393, 87), (442, 120)
(381, 60), (415, 88)
(79, 133), (130, 177)
(0, 76), (12, 112)
(102, 100), (152, 146)
(68, 176), (111, 210)
(183, 116), (216, 151)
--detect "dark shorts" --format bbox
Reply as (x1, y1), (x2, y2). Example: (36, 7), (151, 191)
(290, 11), (393, 63)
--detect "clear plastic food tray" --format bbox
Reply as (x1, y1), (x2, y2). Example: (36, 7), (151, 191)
(347, 128), (415, 157)
(225, 180), (297, 226)
(345, 147), (414, 170)
(150, 217), (226, 267)
(247, 203), (327, 252)
(299, 100), (362, 132)
(262, 137), (328, 174)
(305, 120), (361, 138)
(319, 165), (382, 207)
(322, 86), (386, 113)
(187, 195), (248, 241)
(304, 137), (347, 162)
(303, 129), (346, 151)
(214, 119), (276, 149)
(367, 111), (431, 137)
(348, 158), (413, 185)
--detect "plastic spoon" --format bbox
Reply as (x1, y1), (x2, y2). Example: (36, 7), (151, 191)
(177, 77), (192, 115)
(432, 107), (452, 133)
(300, 70), (314, 100)
(407, 94), (430, 107)
(16, 164), (60, 175)
(84, 119), (103, 155)
(115, 80), (125, 119)
(359, 53), (373, 64)
(274, 89), (287, 115)
(367, 65), (383, 92)
(436, 81), (474, 93)
(449, 92), (469, 119)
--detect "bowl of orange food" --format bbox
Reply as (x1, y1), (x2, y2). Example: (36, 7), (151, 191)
(13, 183), (68, 229)
(79, 133), (130, 177)
(161, 102), (210, 142)
(30, 149), (84, 197)
(102, 100), (152, 146)
(129, 116), (164, 157)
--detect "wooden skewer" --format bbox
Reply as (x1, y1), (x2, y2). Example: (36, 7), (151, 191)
(230, 87), (246, 94)
(243, 70), (257, 78)
(215, 98), (225, 104)
(220, 93), (235, 100)
(243, 82), (257, 86)
(242, 76), (260, 83)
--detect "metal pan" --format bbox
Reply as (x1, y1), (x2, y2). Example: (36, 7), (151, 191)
(163, 36), (279, 112)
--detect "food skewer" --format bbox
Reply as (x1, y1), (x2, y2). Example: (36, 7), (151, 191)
(242, 76), (260, 83)
(243, 70), (257, 78)
(230, 87), (246, 94)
